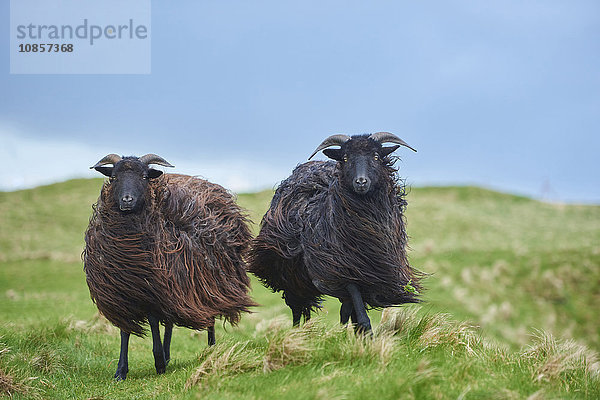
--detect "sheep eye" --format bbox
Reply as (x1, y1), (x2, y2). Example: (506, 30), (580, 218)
(142, 176), (148, 180)
(374, 153), (379, 161)
(343, 155), (348, 163)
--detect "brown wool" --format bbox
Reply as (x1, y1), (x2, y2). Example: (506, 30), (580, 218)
(83, 174), (256, 336)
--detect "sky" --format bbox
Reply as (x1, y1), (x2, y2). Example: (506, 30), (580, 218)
(2, 1), (599, 203)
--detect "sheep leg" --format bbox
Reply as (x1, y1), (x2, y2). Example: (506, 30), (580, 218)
(207, 325), (216, 346)
(345, 284), (372, 333)
(284, 291), (307, 327)
(340, 299), (353, 324)
(291, 307), (302, 327)
(340, 299), (359, 326)
(163, 322), (173, 366)
(304, 311), (311, 322)
(148, 314), (167, 374)
(114, 330), (130, 381)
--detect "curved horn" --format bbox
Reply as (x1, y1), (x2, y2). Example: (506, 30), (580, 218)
(90, 154), (122, 169)
(308, 134), (351, 160)
(138, 154), (174, 168)
(369, 132), (417, 152)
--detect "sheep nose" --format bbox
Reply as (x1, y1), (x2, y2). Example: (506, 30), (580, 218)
(353, 176), (371, 194)
(122, 195), (134, 204)
(355, 177), (368, 187)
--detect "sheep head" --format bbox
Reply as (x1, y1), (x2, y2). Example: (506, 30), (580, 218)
(90, 154), (174, 212)
(308, 132), (416, 195)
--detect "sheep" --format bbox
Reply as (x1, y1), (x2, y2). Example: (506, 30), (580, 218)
(83, 153), (256, 380)
(247, 132), (423, 333)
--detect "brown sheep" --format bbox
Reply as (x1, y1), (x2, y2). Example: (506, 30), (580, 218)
(84, 153), (256, 380)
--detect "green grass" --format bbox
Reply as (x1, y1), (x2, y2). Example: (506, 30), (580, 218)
(1, 179), (599, 398)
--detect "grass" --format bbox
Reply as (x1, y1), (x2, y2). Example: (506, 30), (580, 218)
(0, 179), (599, 398)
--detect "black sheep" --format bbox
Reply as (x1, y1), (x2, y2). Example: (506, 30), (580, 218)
(83, 154), (256, 380)
(248, 132), (423, 332)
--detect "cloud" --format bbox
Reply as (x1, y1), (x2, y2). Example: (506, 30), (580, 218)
(0, 128), (286, 192)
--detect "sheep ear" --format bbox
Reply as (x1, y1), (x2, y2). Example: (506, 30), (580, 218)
(94, 166), (113, 177)
(148, 168), (163, 179)
(323, 148), (344, 161)
(380, 145), (400, 158)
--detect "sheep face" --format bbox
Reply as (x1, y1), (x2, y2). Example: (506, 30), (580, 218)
(109, 158), (162, 212)
(322, 136), (399, 195)
(91, 154), (172, 213)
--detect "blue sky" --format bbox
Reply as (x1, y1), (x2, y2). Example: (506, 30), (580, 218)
(2, 1), (599, 202)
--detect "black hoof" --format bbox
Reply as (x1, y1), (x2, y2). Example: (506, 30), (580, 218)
(154, 352), (166, 374)
(114, 369), (128, 381)
(354, 322), (372, 335)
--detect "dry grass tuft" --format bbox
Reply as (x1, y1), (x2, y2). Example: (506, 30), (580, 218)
(379, 307), (482, 357)
(5, 290), (20, 301)
(0, 343), (24, 397)
(369, 332), (398, 366)
(30, 348), (63, 374)
(67, 313), (116, 334)
(263, 321), (313, 372)
(343, 325), (398, 366)
(522, 330), (600, 384)
(253, 315), (290, 336)
(185, 341), (262, 388)
(0, 367), (28, 397)
(414, 358), (438, 382)
(378, 306), (421, 336)
(0, 342), (38, 399)
(419, 314), (481, 357)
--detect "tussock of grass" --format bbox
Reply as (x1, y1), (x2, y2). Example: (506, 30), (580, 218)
(337, 324), (398, 367)
(522, 330), (600, 384)
(0, 343), (38, 398)
(66, 313), (115, 335)
(187, 319), (318, 388)
(261, 317), (400, 368)
(263, 320), (313, 372)
(185, 342), (262, 388)
(0, 367), (28, 397)
(378, 307), (482, 356)
(418, 314), (481, 357)
(30, 348), (63, 374)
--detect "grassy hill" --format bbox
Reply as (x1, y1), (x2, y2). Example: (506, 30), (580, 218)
(0, 179), (598, 399)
